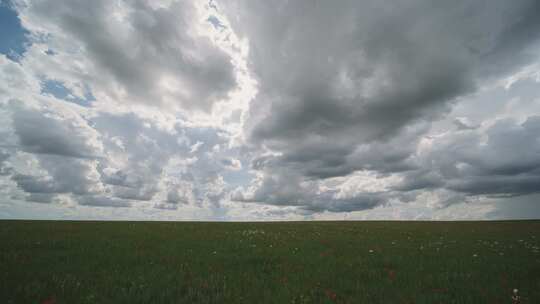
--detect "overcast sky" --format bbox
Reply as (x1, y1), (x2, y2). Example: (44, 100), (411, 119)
(1, 0), (540, 221)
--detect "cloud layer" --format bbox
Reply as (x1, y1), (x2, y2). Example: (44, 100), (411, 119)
(0, 0), (540, 220)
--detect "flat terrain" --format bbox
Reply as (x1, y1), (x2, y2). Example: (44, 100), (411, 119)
(1, 220), (539, 303)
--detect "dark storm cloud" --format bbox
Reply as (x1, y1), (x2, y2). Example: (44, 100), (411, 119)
(25, 192), (56, 203)
(432, 117), (540, 197)
(78, 195), (130, 207)
(227, 0), (540, 157)
(386, 116), (540, 203)
(392, 170), (444, 192)
(303, 193), (386, 213)
(20, 0), (236, 111)
(251, 121), (427, 180)
(222, 0), (540, 211)
(486, 193), (540, 220)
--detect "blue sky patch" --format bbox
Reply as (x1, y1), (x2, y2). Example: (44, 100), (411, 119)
(0, 1), (30, 61)
(207, 15), (226, 30)
(41, 79), (95, 107)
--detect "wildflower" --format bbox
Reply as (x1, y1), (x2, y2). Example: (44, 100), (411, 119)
(472, 254), (478, 258)
(369, 249), (374, 253)
(512, 288), (520, 303)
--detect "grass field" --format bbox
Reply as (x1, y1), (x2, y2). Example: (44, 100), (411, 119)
(1, 220), (539, 303)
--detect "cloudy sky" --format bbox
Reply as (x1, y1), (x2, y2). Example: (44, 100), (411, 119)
(1, 0), (540, 221)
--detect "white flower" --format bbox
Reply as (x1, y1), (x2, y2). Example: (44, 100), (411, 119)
(513, 288), (519, 294)
(369, 249), (374, 253)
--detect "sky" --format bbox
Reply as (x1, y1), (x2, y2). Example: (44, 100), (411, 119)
(1, 0), (540, 221)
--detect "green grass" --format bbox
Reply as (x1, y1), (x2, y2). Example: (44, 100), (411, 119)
(1, 220), (539, 303)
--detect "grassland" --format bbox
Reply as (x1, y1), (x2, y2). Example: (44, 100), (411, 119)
(1, 220), (539, 303)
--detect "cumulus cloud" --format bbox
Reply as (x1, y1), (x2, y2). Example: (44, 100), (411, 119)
(12, 155), (103, 195)
(12, 104), (102, 158)
(15, 0), (237, 111)
(5, 102), (104, 198)
(0, 150), (13, 176)
(2, 98), (241, 209)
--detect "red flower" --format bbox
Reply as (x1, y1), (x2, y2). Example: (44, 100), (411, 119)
(384, 267), (396, 281)
(388, 269), (396, 281)
(324, 289), (337, 301)
(41, 297), (56, 304)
